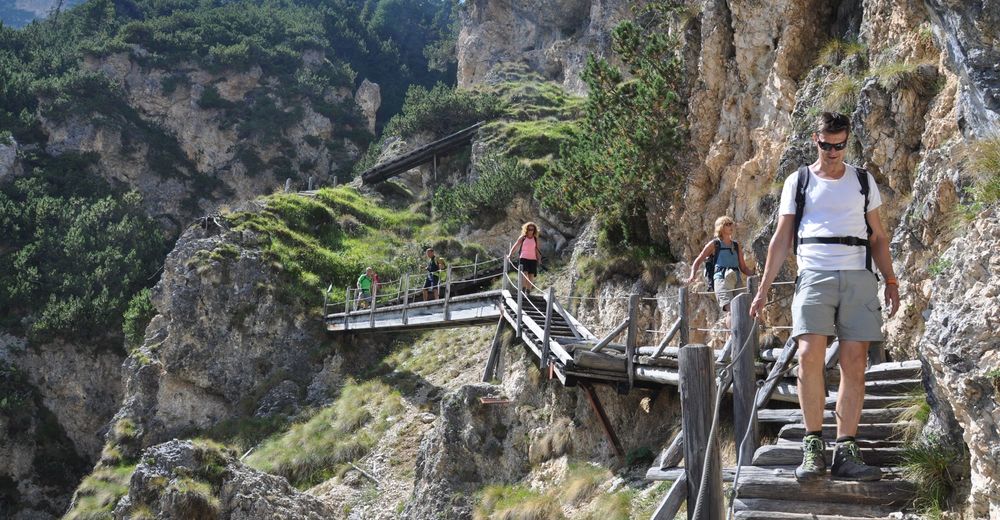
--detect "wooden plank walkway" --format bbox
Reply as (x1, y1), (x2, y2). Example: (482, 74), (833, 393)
(321, 257), (924, 519)
(647, 359), (923, 519)
(360, 122), (485, 185)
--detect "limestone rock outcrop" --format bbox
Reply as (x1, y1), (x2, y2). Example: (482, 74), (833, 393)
(921, 215), (1000, 518)
(457, 0), (638, 94)
(39, 51), (370, 231)
(111, 439), (336, 519)
(107, 219), (331, 456)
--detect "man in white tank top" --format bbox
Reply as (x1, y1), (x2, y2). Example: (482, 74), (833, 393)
(750, 112), (900, 482)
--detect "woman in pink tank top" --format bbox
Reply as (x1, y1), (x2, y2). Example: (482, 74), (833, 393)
(508, 221), (542, 292)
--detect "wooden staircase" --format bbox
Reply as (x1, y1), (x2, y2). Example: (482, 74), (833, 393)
(732, 360), (922, 519)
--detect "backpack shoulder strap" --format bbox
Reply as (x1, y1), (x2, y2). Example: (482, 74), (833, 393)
(793, 166), (810, 256)
(856, 166), (875, 274)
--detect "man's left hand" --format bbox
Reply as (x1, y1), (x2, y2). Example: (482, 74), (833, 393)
(884, 284), (900, 318)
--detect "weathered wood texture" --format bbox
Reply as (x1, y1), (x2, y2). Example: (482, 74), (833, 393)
(650, 474), (687, 520)
(678, 344), (722, 520)
(730, 293), (758, 464)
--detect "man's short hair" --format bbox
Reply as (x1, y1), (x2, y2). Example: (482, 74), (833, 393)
(816, 111), (851, 135)
(425, 248), (434, 254)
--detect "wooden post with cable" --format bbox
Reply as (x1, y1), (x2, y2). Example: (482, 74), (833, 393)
(678, 286), (689, 347)
(625, 293), (638, 390)
(343, 287), (350, 331)
(540, 286), (554, 369)
(515, 269), (524, 339)
(401, 274), (410, 325)
(730, 292), (759, 465)
(443, 265), (453, 321)
(679, 344), (722, 520)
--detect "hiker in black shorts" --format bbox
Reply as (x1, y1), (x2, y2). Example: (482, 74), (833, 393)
(422, 248), (440, 301)
(508, 222), (541, 293)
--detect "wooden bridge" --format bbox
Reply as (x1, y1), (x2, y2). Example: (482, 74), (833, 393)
(359, 122), (486, 185)
(322, 255), (924, 519)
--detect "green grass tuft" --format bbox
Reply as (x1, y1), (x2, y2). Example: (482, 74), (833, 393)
(927, 257), (952, 277)
(901, 435), (958, 514)
(815, 39), (867, 66)
(63, 464), (137, 519)
(244, 379), (404, 489)
(475, 484), (566, 520)
(825, 74), (863, 112)
(559, 462), (610, 505)
(962, 138), (1000, 214)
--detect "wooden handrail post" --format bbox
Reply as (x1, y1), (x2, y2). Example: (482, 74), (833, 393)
(515, 269), (524, 338)
(502, 254), (510, 293)
(322, 285), (330, 318)
(679, 344), (723, 520)
(540, 287), (554, 369)
(369, 281), (377, 328)
(443, 265), (453, 320)
(625, 293), (638, 390)
(473, 253), (479, 280)
(678, 286), (689, 347)
(730, 293), (759, 465)
(402, 274), (410, 325)
(343, 287), (350, 330)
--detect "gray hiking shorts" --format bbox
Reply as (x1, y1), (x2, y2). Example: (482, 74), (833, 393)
(791, 270), (884, 342)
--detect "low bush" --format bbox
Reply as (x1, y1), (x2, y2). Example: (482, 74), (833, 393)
(433, 153), (532, 227)
(901, 435), (959, 515)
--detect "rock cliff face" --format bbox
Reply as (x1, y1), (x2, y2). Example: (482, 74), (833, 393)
(39, 51), (377, 231)
(457, 0), (639, 93)
(110, 439), (335, 519)
(921, 215), (1000, 518)
(457, 0), (999, 515)
(108, 221), (331, 455)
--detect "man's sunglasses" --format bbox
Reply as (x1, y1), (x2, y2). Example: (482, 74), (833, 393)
(817, 139), (848, 151)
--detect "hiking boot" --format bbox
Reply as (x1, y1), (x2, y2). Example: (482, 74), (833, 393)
(795, 434), (826, 481)
(831, 440), (882, 481)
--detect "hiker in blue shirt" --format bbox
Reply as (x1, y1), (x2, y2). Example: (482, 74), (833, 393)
(686, 216), (754, 312)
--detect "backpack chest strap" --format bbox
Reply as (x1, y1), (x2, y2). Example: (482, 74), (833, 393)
(798, 236), (870, 247)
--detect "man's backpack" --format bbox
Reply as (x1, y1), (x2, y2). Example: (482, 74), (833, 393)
(703, 238), (739, 286)
(792, 165), (874, 273)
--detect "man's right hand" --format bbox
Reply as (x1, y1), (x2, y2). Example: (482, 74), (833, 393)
(749, 291), (767, 319)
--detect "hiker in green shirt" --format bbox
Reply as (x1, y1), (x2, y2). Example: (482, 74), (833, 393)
(356, 267), (375, 310)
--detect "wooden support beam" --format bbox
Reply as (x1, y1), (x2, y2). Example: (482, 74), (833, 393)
(626, 294), (638, 391)
(655, 429), (684, 469)
(678, 344), (722, 520)
(825, 340), (841, 370)
(591, 319), (629, 353)
(482, 316), (506, 382)
(581, 382), (624, 459)
(756, 336), (797, 409)
(730, 293), (759, 465)
(540, 287), (554, 369)
(651, 318), (682, 358)
(650, 474), (687, 520)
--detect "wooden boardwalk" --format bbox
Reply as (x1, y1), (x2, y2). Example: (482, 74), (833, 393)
(322, 256), (924, 519)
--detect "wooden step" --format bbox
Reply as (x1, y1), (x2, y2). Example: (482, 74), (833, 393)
(862, 379), (922, 395)
(734, 466), (914, 506)
(757, 408), (908, 425)
(775, 438), (902, 450)
(826, 395), (903, 409)
(735, 511), (894, 520)
(752, 444), (904, 467)
(864, 360), (922, 381)
(778, 423), (910, 441)
(733, 497), (902, 517)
